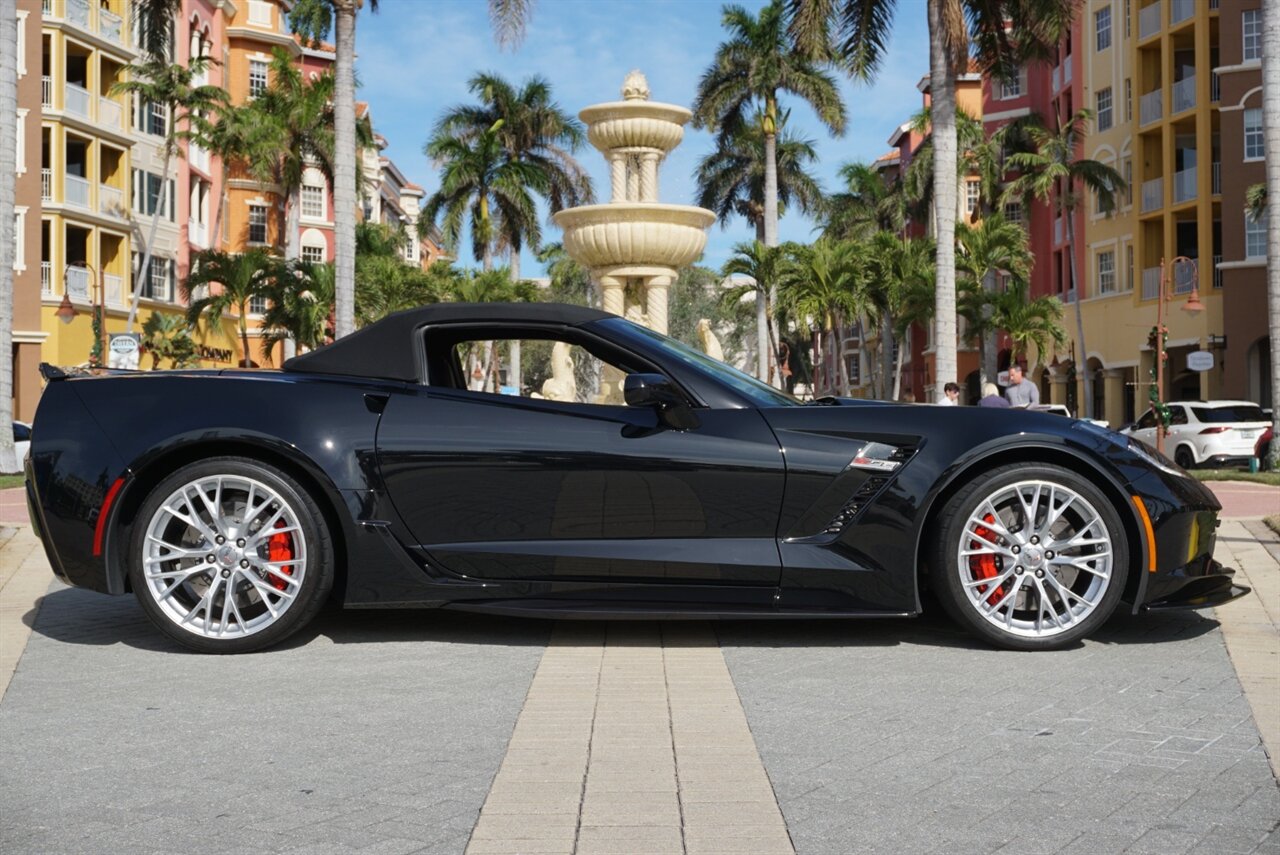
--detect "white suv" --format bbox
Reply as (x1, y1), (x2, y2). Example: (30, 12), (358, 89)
(1122, 400), (1270, 469)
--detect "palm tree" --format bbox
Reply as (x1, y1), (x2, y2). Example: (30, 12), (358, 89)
(261, 260), (336, 362)
(693, 0), (846, 253)
(355, 223), (453, 325)
(865, 233), (935, 400)
(423, 121), (548, 272)
(447, 268), (538, 392)
(141, 311), (199, 369)
(788, 0), (1075, 402)
(182, 249), (276, 367)
(779, 240), (862, 395)
(721, 240), (793, 382)
(112, 56), (227, 333)
(696, 120), (825, 244)
(435, 72), (593, 281)
(0, 0), (18, 473)
(290, 0), (535, 341)
(1004, 108), (1125, 419)
(1262, 0), (1280, 467)
(1246, 183), (1268, 221)
(987, 278), (1066, 375)
(955, 214), (1032, 383)
(131, 0), (181, 62)
(823, 161), (906, 241)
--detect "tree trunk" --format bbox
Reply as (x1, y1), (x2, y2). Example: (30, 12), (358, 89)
(1263, 0), (1280, 467)
(509, 252), (521, 393)
(0, 0), (18, 472)
(1064, 210), (1092, 416)
(811, 327), (822, 395)
(285, 187), (301, 261)
(834, 327), (849, 397)
(332, 2), (358, 339)
(928, 0), (959, 403)
(880, 314), (894, 400)
(762, 101), (779, 248)
(892, 335), (907, 401)
(981, 269), (997, 384)
(239, 305), (251, 368)
(127, 146), (173, 332)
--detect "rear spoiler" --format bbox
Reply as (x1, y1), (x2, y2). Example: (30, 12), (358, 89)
(40, 362), (147, 381)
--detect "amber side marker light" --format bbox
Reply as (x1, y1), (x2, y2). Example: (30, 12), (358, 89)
(1132, 495), (1157, 574)
(93, 477), (126, 557)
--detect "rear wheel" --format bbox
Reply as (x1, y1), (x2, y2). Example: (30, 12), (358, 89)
(930, 464), (1128, 651)
(1174, 445), (1196, 470)
(128, 457), (333, 653)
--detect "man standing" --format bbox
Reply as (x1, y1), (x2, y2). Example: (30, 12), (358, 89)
(1005, 364), (1040, 408)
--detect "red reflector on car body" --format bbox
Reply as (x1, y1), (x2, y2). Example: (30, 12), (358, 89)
(92, 477), (126, 557)
(1199, 427), (1230, 434)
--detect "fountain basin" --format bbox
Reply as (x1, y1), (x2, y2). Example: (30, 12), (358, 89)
(582, 102), (691, 153)
(554, 204), (716, 270)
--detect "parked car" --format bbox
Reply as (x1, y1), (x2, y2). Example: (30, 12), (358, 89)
(26, 303), (1247, 654)
(1030, 404), (1110, 430)
(1122, 401), (1271, 470)
(12, 421), (30, 461)
(1256, 426), (1273, 470)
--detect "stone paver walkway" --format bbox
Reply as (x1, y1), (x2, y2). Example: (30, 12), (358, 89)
(0, 526), (51, 701)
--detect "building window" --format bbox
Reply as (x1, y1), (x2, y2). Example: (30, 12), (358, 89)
(1002, 200), (1023, 227)
(133, 254), (175, 302)
(301, 244), (325, 263)
(1095, 6), (1111, 52)
(149, 101), (167, 136)
(1124, 78), (1132, 121)
(248, 204), (268, 244)
(1125, 244), (1134, 292)
(1122, 157), (1133, 206)
(1244, 108), (1264, 160)
(999, 70), (1023, 100)
(249, 295), (268, 315)
(1246, 211), (1268, 259)
(965, 180), (980, 215)
(1243, 10), (1262, 62)
(249, 60), (269, 98)
(15, 109), (25, 173)
(13, 208), (26, 271)
(301, 182), (325, 220)
(1096, 88), (1113, 131)
(1097, 250), (1116, 294)
(132, 169), (175, 220)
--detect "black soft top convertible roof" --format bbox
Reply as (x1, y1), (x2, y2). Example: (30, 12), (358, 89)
(282, 302), (613, 383)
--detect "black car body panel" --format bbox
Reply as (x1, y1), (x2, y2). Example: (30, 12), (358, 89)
(27, 303), (1246, 622)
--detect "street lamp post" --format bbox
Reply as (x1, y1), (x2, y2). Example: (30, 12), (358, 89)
(55, 261), (107, 367)
(1152, 255), (1203, 454)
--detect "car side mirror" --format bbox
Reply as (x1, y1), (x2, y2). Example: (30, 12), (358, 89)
(623, 373), (699, 429)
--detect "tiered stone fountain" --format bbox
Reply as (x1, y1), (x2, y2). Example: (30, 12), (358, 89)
(553, 71), (716, 335)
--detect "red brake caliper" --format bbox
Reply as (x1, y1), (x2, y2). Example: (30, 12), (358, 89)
(266, 519), (293, 591)
(969, 513), (1005, 606)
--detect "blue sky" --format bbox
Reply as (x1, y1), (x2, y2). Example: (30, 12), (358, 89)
(355, 0), (931, 275)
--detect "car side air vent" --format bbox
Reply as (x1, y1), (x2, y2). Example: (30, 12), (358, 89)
(822, 474), (892, 535)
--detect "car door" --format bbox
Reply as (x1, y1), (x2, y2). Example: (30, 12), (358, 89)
(374, 327), (786, 595)
(1129, 408), (1160, 446)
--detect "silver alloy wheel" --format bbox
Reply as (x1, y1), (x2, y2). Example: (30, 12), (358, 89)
(141, 474), (307, 639)
(956, 479), (1113, 639)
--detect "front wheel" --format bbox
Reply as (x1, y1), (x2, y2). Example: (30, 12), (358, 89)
(930, 464), (1129, 651)
(128, 457), (334, 653)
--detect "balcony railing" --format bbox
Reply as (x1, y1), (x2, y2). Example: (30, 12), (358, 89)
(41, 261), (52, 296)
(65, 173), (90, 209)
(1142, 267), (1162, 301)
(41, 0), (51, 13)
(1173, 167), (1197, 203)
(1142, 177), (1164, 212)
(1139, 1), (1162, 39)
(1140, 89), (1162, 126)
(1172, 75), (1196, 113)
(64, 82), (91, 118)
(99, 7), (123, 42)
(1213, 255), (1223, 289)
(188, 143), (210, 174)
(104, 274), (124, 306)
(67, 0), (89, 28)
(40, 168), (51, 201)
(1211, 73), (1220, 102)
(1052, 65), (1060, 92)
(98, 96), (122, 129)
(65, 265), (90, 301)
(1170, 0), (1194, 25)
(188, 220), (208, 248)
(1054, 216), (1063, 245)
(99, 184), (124, 216)
(40, 75), (51, 107)
(1213, 161), (1221, 194)
(1062, 54), (1072, 86)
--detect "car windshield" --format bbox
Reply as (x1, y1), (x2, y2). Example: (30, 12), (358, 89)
(1192, 405), (1267, 423)
(599, 318), (799, 408)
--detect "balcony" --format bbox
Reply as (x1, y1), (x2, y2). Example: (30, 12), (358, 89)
(1142, 176), (1164, 212)
(1142, 267), (1162, 301)
(1139, 2), (1162, 39)
(40, 75), (51, 107)
(188, 143), (210, 174)
(188, 219), (209, 248)
(1213, 255), (1223, 289)
(67, 0), (88, 28)
(104, 274), (124, 307)
(1172, 75), (1196, 114)
(1213, 161), (1221, 194)
(64, 83), (91, 118)
(1170, 0), (1194, 25)
(98, 96), (122, 130)
(99, 184), (124, 216)
(1054, 216), (1063, 245)
(40, 168), (51, 201)
(1062, 54), (1072, 87)
(1173, 167), (1196, 203)
(65, 173), (90, 209)
(65, 265), (90, 301)
(99, 7), (123, 43)
(1052, 65), (1059, 92)
(1140, 89), (1162, 126)
(1211, 73), (1220, 102)
(41, 261), (52, 296)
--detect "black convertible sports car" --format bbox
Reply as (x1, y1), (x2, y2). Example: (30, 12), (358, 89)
(26, 303), (1248, 653)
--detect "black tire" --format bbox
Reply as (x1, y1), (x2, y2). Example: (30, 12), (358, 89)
(929, 463), (1129, 651)
(1174, 445), (1196, 470)
(128, 456), (334, 653)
